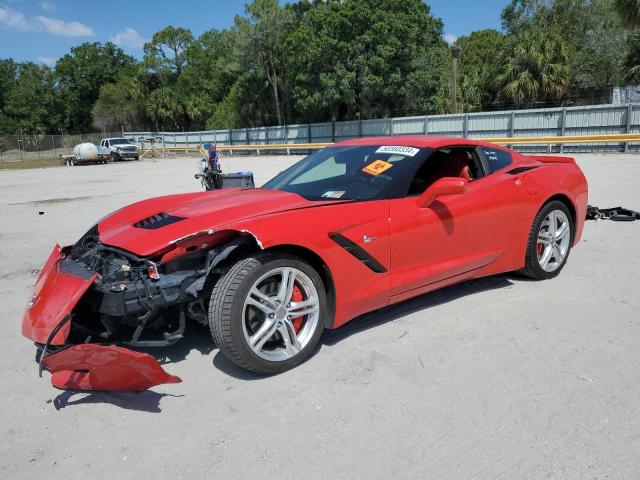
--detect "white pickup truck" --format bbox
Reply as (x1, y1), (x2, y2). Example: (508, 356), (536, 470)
(98, 137), (140, 161)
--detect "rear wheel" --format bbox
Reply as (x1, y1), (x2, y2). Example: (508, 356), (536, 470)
(521, 200), (573, 280)
(208, 253), (326, 374)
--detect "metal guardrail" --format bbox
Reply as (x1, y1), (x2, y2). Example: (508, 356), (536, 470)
(139, 133), (640, 156)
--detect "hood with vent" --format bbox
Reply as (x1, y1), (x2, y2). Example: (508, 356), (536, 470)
(97, 188), (334, 256)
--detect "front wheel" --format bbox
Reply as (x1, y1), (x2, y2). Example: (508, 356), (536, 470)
(520, 200), (574, 280)
(110, 152), (118, 162)
(208, 253), (326, 374)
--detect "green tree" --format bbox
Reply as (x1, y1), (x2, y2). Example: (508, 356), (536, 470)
(283, 0), (449, 121)
(614, 0), (640, 27)
(624, 30), (640, 81)
(455, 29), (506, 110)
(2, 62), (61, 134)
(56, 42), (136, 132)
(144, 26), (194, 78)
(234, 0), (295, 125)
(92, 72), (147, 132)
(497, 29), (571, 107)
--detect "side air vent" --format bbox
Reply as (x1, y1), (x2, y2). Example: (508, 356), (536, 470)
(134, 212), (185, 230)
(507, 166), (540, 175)
(329, 234), (387, 273)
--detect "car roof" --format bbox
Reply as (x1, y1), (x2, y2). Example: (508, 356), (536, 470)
(335, 135), (504, 150)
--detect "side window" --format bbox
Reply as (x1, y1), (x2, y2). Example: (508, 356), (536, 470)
(481, 148), (512, 172)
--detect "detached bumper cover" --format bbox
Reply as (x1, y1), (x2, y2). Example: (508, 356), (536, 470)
(22, 245), (97, 345)
(23, 245), (182, 392)
(42, 344), (181, 391)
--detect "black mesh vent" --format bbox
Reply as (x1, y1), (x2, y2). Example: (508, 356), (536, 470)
(506, 166), (540, 175)
(134, 212), (185, 230)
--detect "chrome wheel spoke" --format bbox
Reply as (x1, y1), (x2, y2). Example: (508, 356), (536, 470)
(278, 320), (302, 356)
(246, 296), (275, 316)
(555, 222), (569, 241)
(288, 298), (319, 317)
(249, 287), (277, 311)
(538, 230), (552, 245)
(547, 210), (557, 236)
(539, 246), (553, 268)
(249, 318), (278, 352)
(277, 268), (296, 304)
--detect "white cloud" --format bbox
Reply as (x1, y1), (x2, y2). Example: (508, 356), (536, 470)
(111, 27), (147, 48)
(38, 56), (56, 67)
(35, 16), (94, 37)
(444, 32), (458, 45)
(1, 6), (94, 37)
(0, 5), (31, 31)
(40, 1), (56, 13)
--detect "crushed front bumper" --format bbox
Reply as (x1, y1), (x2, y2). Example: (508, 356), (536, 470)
(23, 245), (181, 392)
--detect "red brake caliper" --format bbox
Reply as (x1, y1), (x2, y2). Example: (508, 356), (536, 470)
(290, 283), (304, 333)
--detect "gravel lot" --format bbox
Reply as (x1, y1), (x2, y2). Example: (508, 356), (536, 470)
(1, 153), (639, 480)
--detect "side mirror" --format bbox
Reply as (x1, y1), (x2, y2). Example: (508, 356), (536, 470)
(416, 177), (467, 208)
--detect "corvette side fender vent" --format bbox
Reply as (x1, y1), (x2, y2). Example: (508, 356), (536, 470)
(506, 166), (540, 175)
(134, 212), (185, 230)
(329, 234), (387, 273)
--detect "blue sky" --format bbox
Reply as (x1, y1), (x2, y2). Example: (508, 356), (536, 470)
(0, 0), (505, 65)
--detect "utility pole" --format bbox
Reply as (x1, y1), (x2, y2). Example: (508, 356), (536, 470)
(450, 44), (462, 114)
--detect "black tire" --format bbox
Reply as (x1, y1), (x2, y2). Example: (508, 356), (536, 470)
(208, 253), (327, 374)
(520, 200), (574, 280)
(110, 152), (118, 162)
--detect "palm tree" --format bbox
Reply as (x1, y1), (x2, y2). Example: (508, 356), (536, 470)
(624, 30), (640, 81)
(614, 0), (640, 28)
(497, 30), (571, 108)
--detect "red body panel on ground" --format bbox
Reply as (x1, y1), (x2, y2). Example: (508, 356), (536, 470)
(42, 344), (181, 391)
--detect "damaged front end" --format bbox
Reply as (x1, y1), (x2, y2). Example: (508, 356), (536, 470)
(23, 225), (254, 391)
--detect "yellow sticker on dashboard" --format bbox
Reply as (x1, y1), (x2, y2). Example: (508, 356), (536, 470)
(362, 159), (393, 176)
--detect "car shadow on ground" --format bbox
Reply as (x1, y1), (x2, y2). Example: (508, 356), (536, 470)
(49, 274), (515, 410)
(52, 390), (185, 413)
(212, 273), (516, 380)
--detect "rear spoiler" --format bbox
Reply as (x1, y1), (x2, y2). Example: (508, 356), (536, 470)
(526, 155), (576, 164)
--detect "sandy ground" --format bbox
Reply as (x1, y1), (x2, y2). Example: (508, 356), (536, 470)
(1, 154), (639, 480)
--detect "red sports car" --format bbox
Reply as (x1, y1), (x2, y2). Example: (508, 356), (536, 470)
(23, 136), (588, 389)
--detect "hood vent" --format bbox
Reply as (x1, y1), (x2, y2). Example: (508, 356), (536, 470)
(134, 212), (185, 230)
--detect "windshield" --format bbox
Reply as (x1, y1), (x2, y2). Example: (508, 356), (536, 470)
(109, 138), (133, 145)
(263, 145), (431, 201)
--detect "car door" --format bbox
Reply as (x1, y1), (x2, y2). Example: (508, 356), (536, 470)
(388, 146), (528, 299)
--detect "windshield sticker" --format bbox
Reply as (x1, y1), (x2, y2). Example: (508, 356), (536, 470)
(362, 159), (394, 176)
(322, 191), (346, 199)
(375, 146), (420, 157)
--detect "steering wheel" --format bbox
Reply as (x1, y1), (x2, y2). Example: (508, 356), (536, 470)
(369, 173), (393, 187)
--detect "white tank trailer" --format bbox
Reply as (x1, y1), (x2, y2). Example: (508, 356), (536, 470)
(73, 143), (99, 161)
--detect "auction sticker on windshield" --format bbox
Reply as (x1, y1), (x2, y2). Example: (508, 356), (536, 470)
(362, 159), (394, 176)
(375, 146), (420, 157)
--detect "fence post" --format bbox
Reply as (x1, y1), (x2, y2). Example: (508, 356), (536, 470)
(560, 108), (567, 154)
(625, 103), (632, 153)
(508, 111), (515, 149)
(358, 118), (362, 138)
(285, 124), (290, 155)
(331, 122), (336, 143)
(424, 115), (429, 135)
(463, 114), (469, 138)
(389, 118), (394, 136)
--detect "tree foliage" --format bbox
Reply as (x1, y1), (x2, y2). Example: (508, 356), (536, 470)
(1, 0), (639, 135)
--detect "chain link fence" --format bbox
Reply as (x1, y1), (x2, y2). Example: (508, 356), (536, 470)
(0, 132), (121, 166)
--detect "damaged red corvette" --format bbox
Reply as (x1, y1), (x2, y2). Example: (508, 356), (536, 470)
(23, 136), (588, 390)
